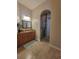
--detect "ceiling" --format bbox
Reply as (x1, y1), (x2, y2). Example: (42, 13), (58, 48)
(17, 0), (47, 10)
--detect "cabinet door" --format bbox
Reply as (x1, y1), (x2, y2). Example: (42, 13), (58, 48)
(17, 31), (35, 47)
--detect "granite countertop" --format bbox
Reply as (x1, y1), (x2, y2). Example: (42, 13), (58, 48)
(18, 28), (35, 34)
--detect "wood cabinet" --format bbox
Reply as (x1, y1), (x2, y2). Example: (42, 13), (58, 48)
(17, 30), (36, 48)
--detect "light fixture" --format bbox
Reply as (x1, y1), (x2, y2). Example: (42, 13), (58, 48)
(22, 16), (31, 21)
(17, 16), (20, 23)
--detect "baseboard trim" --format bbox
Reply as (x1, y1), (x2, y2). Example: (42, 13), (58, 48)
(47, 43), (61, 51)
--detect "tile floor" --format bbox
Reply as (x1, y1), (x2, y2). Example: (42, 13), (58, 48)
(17, 41), (61, 59)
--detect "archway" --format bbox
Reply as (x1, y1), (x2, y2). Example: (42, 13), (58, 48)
(40, 10), (51, 42)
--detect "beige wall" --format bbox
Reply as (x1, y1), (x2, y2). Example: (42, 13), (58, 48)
(50, 0), (61, 48)
(32, 0), (53, 41)
(17, 2), (32, 24)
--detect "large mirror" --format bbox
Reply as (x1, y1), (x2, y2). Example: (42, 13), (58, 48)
(22, 16), (32, 29)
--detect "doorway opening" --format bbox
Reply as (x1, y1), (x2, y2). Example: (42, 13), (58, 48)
(40, 10), (51, 42)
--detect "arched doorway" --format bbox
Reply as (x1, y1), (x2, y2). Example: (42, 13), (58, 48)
(40, 10), (51, 42)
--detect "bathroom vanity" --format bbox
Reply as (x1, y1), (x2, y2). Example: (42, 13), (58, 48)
(17, 29), (36, 48)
